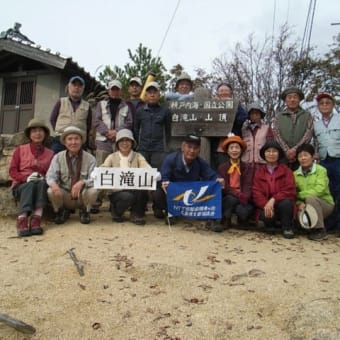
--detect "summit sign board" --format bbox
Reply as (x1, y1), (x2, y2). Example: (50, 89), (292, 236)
(169, 99), (238, 137)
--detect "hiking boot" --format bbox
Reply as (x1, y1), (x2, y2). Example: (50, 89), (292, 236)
(165, 216), (177, 226)
(54, 208), (69, 225)
(30, 215), (43, 235)
(79, 208), (90, 224)
(206, 220), (225, 233)
(153, 208), (165, 219)
(130, 214), (146, 226)
(17, 216), (30, 237)
(221, 216), (232, 228)
(283, 227), (295, 239)
(308, 229), (327, 241)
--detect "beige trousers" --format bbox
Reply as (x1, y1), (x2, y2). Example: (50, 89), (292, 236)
(47, 187), (98, 213)
(305, 196), (334, 229)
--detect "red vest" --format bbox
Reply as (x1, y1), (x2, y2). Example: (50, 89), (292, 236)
(11, 144), (54, 188)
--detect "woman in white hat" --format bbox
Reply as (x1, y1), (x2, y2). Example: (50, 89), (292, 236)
(294, 144), (334, 241)
(100, 129), (152, 225)
(9, 118), (54, 236)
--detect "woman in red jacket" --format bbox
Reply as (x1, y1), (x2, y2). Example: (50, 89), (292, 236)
(252, 141), (296, 239)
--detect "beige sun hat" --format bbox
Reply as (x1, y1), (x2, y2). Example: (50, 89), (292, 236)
(115, 129), (136, 149)
(60, 126), (86, 145)
(298, 204), (318, 229)
(24, 118), (50, 140)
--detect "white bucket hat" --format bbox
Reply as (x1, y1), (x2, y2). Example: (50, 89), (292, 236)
(115, 129), (136, 149)
(298, 204), (318, 229)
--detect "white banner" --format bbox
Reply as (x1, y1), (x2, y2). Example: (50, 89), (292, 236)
(92, 167), (158, 190)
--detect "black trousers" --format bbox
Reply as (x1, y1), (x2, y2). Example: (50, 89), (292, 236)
(13, 181), (48, 214)
(109, 190), (148, 217)
(260, 199), (294, 229)
(222, 194), (253, 222)
(153, 188), (167, 212)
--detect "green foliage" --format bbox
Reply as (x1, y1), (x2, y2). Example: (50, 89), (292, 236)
(98, 43), (170, 97)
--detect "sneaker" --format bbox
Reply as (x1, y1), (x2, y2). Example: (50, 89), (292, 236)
(130, 214), (146, 226)
(283, 227), (295, 239)
(308, 229), (327, 241)
(153, 208), (165, 219)
(79, 208), (90, 224)
(54, 208), (69, 225)
(17, 216), (30, 237)
(30, 215), (43, 235)
(165, 216), (177, 226)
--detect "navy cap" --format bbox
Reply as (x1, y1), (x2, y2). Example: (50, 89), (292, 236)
(69, 76), (85, 86)
(183, 134), (201, 145)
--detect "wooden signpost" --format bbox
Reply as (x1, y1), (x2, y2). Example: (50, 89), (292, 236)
(169, 99), (238, 161)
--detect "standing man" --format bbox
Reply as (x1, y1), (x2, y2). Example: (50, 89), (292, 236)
(134, 81), (171, 171)
(126, 76), (144, 120)
(50, 76), (92, 154)
(134, 81), (172, 217)
(213, 82), (248, 169)
(165, 72), (194, 101)
(94, 79), (133, 166)
(272, 87), (314, 170)
(46, 126), (98, 225)
(314, 92), (340, 236)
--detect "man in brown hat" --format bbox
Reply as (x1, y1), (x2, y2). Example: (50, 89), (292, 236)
(46, 126), (98, 225)
(272, 86), (314, 170)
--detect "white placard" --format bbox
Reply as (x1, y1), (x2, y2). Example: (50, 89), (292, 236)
(92, 167), (157, 190)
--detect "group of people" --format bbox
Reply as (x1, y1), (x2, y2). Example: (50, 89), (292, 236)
(9, 72), (339, 242)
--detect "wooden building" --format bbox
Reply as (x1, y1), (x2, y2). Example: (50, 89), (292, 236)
(0, 24), (101, 134)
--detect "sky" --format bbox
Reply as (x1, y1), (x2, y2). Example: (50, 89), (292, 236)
(1, 0), (339, 79)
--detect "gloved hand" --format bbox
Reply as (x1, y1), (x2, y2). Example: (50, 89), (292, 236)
(26, 172), (42, 182)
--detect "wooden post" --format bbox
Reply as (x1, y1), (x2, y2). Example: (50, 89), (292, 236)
(200, 137), (211, 164)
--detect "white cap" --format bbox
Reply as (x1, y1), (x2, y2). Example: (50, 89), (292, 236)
(108, 80), (122, 89)
(145, 81), (160, 91)
(129, 77), (142, 86)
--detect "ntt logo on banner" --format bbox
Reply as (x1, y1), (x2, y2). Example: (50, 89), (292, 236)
(166, 181), (222, 219)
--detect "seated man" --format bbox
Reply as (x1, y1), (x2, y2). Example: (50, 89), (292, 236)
(153, 134), (224, 231)
(46, 126), (98, 224)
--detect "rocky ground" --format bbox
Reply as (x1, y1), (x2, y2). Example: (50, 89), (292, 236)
(0, 209), (340, 340)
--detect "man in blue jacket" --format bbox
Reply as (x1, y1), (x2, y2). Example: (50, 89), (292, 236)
(153, 134), (224, 231)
